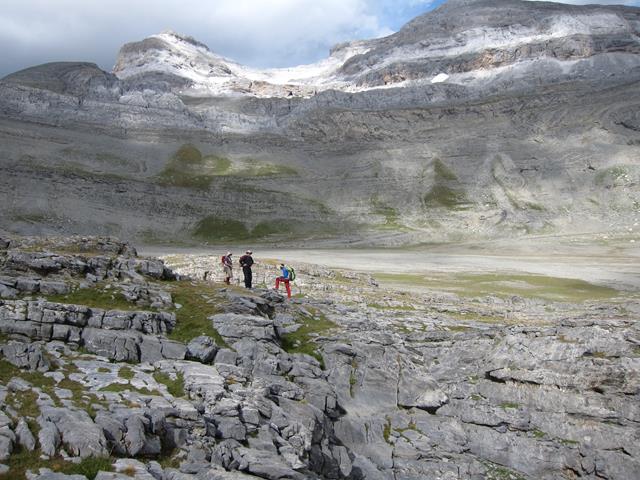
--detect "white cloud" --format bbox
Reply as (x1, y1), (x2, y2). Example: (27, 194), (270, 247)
(0, 0), (396, 76)
(525, 0), (639, 4)
(1, 0), (638, 77)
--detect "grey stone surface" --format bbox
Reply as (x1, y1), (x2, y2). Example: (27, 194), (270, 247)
(0, 340), (51, 371)
(0, 434), (12, 462)
(211, 314), (276, 344)
(15, 417), (36, 451)
(26, 468), (88, 480)
(37, 421), (60, 457)
(39, 407), (108, 458)
(186, 336), (218, 364)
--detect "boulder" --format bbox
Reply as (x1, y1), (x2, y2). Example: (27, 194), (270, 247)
(15, 418), (36, 451)
(0, 341), (51, 371)
(38, 421), (60, 457)
(186, 336), (218, 364)
(211, 314), (276, 344)
(81, 328), (140, 363)
(0, 433), (12, 461)
(39, 407), (108, 458)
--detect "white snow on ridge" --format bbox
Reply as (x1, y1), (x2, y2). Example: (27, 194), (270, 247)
(431, 73), (449, 83)
(113, 11), (631, 98)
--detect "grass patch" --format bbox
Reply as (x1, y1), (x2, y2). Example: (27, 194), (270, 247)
(153, 371), (185, 397)
(156, 145), (231, 190)
(57, 376), (107, 418)
(373, 272), (620, 303)
(423, 185), (469, 209)
(558, 438), (580, 446)
(280, 306), (337, 367)
(349, 359), (358, 398)
(46, 285), (145, 312)
(433, 159), (458, 181)
(5, 389), (41, 422)
(532, 429), (546, 438)
(500, 402), (520, 410)
(249, 219), (305, 240)
(193, 215), (332, 243)
(383, 417), (392, 444)
(595, 165), (628, 186)
(118, 366), (135, 380)
(193, 216), (250, 242)
(371, 196), (405, 230)
(1, 448), (113, 480)
(157, 145), (297, 189)
(0, 359), (56, 389)
(367, 303), (416, 311)
(166, 281), (227, 345)
(99, 382), (161, 396)
(482, 461), (527, 480)
(447, 325), (471, 332)
(239, 159), (298, 177)
(423, 158), (470, 210)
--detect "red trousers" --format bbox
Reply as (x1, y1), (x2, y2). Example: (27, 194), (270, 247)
(275, 277), (291, 298)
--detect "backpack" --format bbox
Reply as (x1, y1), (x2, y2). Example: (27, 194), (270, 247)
(287, 266), (296, 282)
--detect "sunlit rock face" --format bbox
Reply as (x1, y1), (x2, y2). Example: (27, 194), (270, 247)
(0, 0), (639, 245)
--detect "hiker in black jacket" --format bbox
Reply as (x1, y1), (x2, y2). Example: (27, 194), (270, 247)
(239, 250), (254, 289)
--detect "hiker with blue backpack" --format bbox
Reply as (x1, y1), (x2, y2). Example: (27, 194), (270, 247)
(275, 263), (295, 298)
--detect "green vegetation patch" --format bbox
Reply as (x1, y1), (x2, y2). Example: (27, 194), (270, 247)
(193, 215), (335, 243)
(166, 281), (227, 345)
(118, 366), (135, 380)
(154, 371), (185, 397)
(157, 145), (298, 190)
(46, 284), (146, 312)
(383, 417), (393, 444)
(423, 185), (470, 209)
(373, 272), (620, 303)
(1, 448), (114, 480)
(481, 461), (527, 480)
(433, 159), (458, 181)
(423, 159), (470, 210)
(595, 165), (629, 186)
(280, 306), (337, 367)
(499, 401), (520, 410)
(156, 144), (231, 189)
(193, 216), (250, 242)
(532, 429), (546, 438)
(370, 196), (409, 231)
(99, 382), (161, 396)
(240, 159), (298, 177)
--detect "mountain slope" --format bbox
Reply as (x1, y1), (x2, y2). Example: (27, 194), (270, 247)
(0, 0), (639, 245)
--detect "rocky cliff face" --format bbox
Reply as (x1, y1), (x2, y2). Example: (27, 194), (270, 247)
(0, 0), (639, 245)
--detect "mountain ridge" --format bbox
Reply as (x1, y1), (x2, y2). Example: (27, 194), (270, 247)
(0, 0), (639, 246)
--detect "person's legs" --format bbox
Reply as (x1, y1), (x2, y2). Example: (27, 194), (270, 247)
(243, 267), (252, 288)
(275, 276), (281, 290)
(284, 279), (291, 298)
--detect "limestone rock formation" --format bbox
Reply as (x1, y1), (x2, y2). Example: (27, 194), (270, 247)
(0, 0), (639, 245)
(0, 235), (639, 478)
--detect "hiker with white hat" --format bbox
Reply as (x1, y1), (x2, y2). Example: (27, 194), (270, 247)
(221, 251), (233, 285)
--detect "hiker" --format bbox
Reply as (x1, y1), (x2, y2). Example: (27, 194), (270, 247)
(275, 263), (292, 298)
(239, 250), (254, 289)
(221, 252), (233, 285)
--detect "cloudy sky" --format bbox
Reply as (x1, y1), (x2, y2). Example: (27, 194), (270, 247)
(1, 0), (639, 77)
